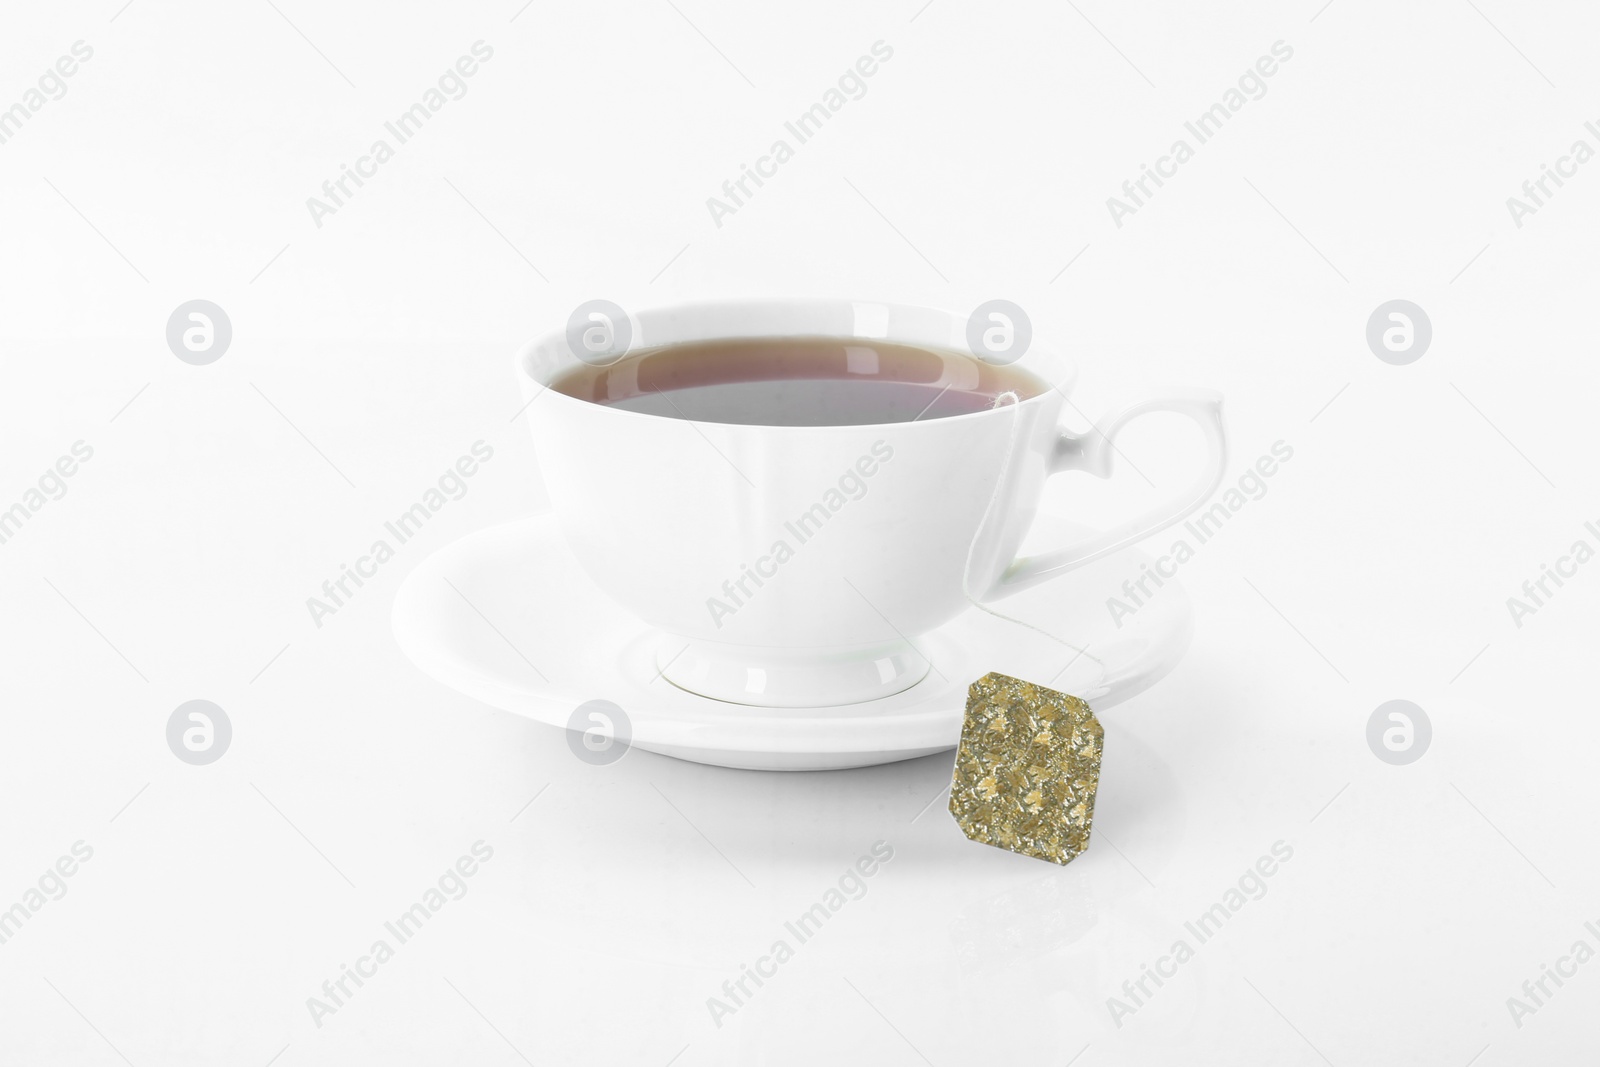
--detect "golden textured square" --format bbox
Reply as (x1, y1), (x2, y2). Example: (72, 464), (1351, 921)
(948, 672), (1103, 865)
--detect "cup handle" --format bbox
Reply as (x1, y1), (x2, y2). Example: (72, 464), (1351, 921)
(989, 388), (1227, 598)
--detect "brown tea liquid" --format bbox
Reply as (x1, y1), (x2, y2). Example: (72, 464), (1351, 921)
(549, 337), (1047, 427)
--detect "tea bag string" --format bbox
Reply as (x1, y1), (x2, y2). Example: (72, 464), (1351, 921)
(959, 390), (1105, 668)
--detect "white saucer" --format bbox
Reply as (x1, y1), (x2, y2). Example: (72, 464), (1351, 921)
(391, 512), (1192, 771)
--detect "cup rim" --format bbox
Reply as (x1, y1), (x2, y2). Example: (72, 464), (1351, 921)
(513, 298), (1073, 431)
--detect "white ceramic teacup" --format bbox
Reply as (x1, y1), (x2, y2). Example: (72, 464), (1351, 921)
(517, 299), (1225, 709)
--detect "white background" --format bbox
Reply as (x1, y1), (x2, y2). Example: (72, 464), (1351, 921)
(3, 0), (1598, 1063)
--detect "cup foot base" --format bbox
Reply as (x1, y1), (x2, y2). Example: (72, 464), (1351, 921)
(656, 636), (930, 709)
